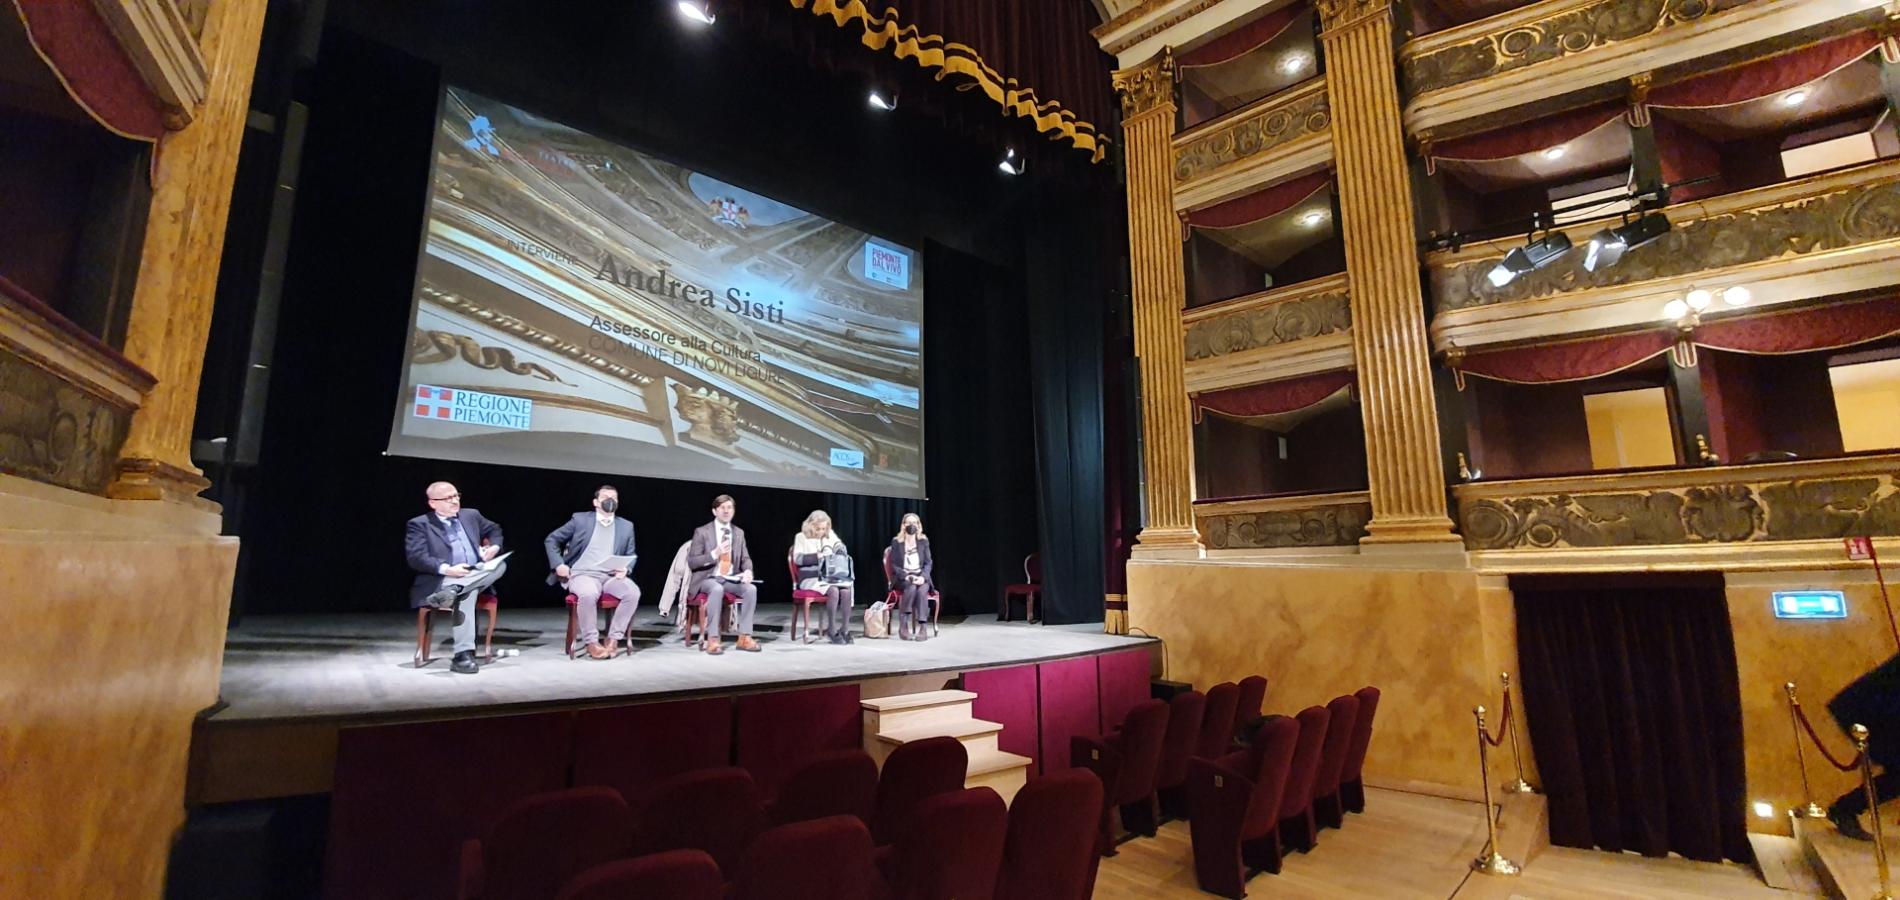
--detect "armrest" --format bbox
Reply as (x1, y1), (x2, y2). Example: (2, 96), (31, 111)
(1071, 734), (1124, 792)
(456, 838), (484, 900)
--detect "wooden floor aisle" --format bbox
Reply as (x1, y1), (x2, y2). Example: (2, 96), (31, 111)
(1093, 788), (1819, 900)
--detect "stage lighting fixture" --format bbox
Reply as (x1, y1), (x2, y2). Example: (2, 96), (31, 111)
(1722, 285), (1751, 306)
(868, 89), (896, 111)
(998, 148), (1025, 176)
(1485, 231), (1573, 287)
(1582, 212), (1670, 272)
(676, 0), (716, 25)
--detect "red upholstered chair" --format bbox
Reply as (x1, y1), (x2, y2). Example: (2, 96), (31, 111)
(1310, 693), (1362, 831)
(884, 787), (1007, 900)
(872, 735), (969, 845)
(731, 815), (878, 900)
(1071, 697), (1170, 853)
(767, 749), (878, 827)
(1233, 675), (1268, 738)
(882, 547), (941, 637)
(998, 553), (1041, 622)
(1185, 715), (1300, 897)
(1197, 682), (1240, 760)
(994, 768), (1104, 900)
(456, 786), (632, 900)
(1155, 689), (1208, 819)
(630, 767), (759, 876)
(1339, 686), (1381, 815)
(682, 591), (741, 649)
(1277, 705), (1332, 854)
(554, 849), (723, 900)
(563, 593), (620, 660)
(416, 592), (500, 667)
(786, 557), (829, 643)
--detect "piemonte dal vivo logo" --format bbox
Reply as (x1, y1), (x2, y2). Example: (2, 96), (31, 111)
(412, 385), (533, 430)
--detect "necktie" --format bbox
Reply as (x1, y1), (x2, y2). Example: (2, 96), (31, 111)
(718, 527), (732, 576)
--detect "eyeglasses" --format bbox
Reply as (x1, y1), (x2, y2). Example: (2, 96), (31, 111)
(430, 493), (461, 502)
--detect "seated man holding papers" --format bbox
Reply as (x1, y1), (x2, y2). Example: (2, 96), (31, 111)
(545, 485), (640, 659)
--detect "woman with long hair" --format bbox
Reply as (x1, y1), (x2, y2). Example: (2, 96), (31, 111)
(791, 509), (855, 643)
(887, 512), (934, 641)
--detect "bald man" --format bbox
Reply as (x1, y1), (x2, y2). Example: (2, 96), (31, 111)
(404, 481), (506, 674)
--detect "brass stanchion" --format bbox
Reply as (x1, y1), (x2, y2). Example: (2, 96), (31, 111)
(1854, 724), (1894, 900)
(1472, 705), (1521, 876)
(1785, 683), (1828, 818)
(1502, 673), (1536, 795)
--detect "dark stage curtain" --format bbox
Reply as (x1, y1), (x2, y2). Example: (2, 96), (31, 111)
(1513, 575), (1751, 864)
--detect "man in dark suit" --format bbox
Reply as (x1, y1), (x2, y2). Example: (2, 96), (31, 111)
(686, 493), (759, 654)
(545, 485), (640, 659)
(1828, 653), (1900, 839)
(404, 481), (506, 674)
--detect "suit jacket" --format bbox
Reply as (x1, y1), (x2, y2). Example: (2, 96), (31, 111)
(1830, 653), (1900, 766)
(886, 537), (935, 594)
(543, 512), (637, 585)
(686, 520), (752, 586)
(404, 508), (504, 608)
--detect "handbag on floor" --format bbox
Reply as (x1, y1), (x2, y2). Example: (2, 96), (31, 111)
(863, 601), (890, 639)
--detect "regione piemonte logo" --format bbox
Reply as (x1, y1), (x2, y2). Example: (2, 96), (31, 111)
(412, 385), (534, 430)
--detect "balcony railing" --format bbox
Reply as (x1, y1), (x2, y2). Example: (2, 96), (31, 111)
(1194, 489), (1372, 550)
(1184, 273), (1354, 393)
(1173, 78), (1333, 212)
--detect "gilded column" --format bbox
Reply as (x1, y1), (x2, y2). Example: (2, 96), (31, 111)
(1113, 51), (1202, 554)
(1316, 0), (1459, 545)
(110, 0), (269, 504)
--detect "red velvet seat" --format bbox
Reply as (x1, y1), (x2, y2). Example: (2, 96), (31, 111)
(993, 768), (1103, 900)
(767, 749), (878, 827)
(872, 735), (968, 845)
(554, 849), (723, 900)
(786, 558), (829, 643)
(416, 592), (500, 667)
(1186, 715), (1300, 897)
(630, 767), (758, 876)
(731, 815), (878, 900)
(1277, 705), (1332, 854)
(1072, 697), (1169, 853)
(682, 591), (738, 648)
(1197, 682), (1240, 760)
(456, 786), (632, 900)
(1233, 675), (1268, 737)
(998, 553), (1041, 622)
(885, 787), (1007, 900)
(1155, 690), (1207, 819)
(563, 592), (620, 660)
(1339, 686), (1381, 815)
(881, 547), (941, 637)
(1310, 693), (1362, 831)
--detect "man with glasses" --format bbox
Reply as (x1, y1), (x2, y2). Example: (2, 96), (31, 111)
(405, 481), (507, 674)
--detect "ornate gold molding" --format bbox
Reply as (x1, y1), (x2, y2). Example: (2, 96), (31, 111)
(1195, 490), (1373, 549)
(0, 349), (134, 496)
(1453, 454), (1900, 551)
(1113, 48), (1177, 120)
(92, 0), (211, 124)
(1174, 79), (1332, 187)
(1184, 278), (1351, 361)
(1315, 0), (1392, 34)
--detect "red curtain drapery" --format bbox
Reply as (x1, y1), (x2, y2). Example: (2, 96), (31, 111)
(1193, 369), (1354, 420)
(1429, 102), (1623, 164)
(1654, 116), (1724, 202)
(1649, 32), (1880, 109)
(1452, 331), (1676, 389)
(1178, 2), (1308, 69)
(11, 0), (166, 141)
(1183, 170), (1331, 230)
(1693, 296), (1900, 355)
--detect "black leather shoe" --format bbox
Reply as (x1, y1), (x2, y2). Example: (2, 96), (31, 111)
(425, 587), (461, 610)
(451, 651), (479, 675)
(1830, 803), (1874, 841)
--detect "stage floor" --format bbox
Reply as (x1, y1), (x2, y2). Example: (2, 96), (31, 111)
(211, 605), (1153, 723)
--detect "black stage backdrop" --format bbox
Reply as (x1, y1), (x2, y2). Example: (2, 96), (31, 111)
(202, 3), (1122, 625)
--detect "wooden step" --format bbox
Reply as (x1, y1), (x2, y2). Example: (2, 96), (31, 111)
(1749, 830), (1824, 895)
(966, 748), (1032, 806)
(860, 690), (978, 712)
(861, 690), (978, 741)
(874, 718), (1003, 746)
(1795, 811), (1900, 900)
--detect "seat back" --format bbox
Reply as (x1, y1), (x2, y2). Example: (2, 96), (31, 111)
(1155, 690), (1207, 790)
(1240, 715), (1301, 838)
(1311, 694), (1361, 799)
(882, 546), (896, 597)
(632, 767), (759, 875)
(1233, 675), (1268, 734)
(1197, 682), (1240, 759)
(873, 735), (969, 844)
(768, 749), (878, 827)
(994, 768), (1103, 900)
(1340, 686), (1382, 785)
(733, 815), (877, 900)
(1276, 706), (1331, 820)
(1025, 553), (1042, 583)
(891, 787), (1007, 900)
(481, 787), (633, 900)
(1108, 698), (1170, 803)
(555, 849), (723, 900)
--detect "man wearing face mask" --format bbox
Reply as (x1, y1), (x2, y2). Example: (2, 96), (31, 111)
(545, 485), (640, 659)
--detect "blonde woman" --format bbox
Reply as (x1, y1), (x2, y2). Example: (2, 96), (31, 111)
(792, 510), (855, 643)
(887, 512), (934, 641)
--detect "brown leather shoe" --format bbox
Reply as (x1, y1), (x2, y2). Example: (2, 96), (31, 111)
(704, 638), (725, 655)
(586, 641), (610, 659)
(602, 638), (620, 658)
(737, 636), (761, 652)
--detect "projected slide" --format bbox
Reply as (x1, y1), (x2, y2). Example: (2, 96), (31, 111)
(388, 87), (924, 497)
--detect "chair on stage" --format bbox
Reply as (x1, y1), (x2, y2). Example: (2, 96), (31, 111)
(1155, 689), (1208, 819)
(1233, 675), (1268, 738)
(1310, 693), (1362, 831)
(1339, 686), (1381, 815)
(1186, 715), (1299, 897)
(682, 591), (740, 650)
(731, 815), (878, 900)
(1198, 682), (1240, 759)
(999, 553), (1041, 622)
(415, 592), (499, 668)
(1277, 705), (1331, 854)
(786, 558), (829, 644)
(1072, 697), (1170, 853)
(631, 767), (759, 876)
(881, 547), (940, 638)
(882, 787), (1007, 900)
(994, 768), (1103, 900)
(554, 850), (724, 900)
(872, 736), (968, 846)
(767, 749), (878, 828)
(457, 786), (632, 900)
(563, 593), (621, 660)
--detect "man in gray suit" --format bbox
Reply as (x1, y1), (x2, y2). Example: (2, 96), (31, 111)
(687, 493), (760, 654)
(545, 485), (640, 659)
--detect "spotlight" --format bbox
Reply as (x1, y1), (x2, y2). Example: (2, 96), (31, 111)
(1780, 89), (1809, 108)
(1722, 285), (1751, 306)
(1299, 210), (1327, 227)
(998, 148), (1025, 176)
(1542, 145), (1567, 161)
(1663, 298), (1689, 320)
(868, 89), (896, 111)
(1277, 52), (1311, 76)
(1685, 288), (1712, 311)
(675, 0), (716, 25)
(1486, 231), (1573, 287)
(1582, 212), (1670, 273)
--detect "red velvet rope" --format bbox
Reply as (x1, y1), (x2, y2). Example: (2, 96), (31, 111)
(1792, 702), (1865, 772)
(1482, 691), (1512, 748)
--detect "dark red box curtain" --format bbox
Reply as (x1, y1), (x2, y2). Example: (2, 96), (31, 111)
(1183, 170), (1332, 230)
(1694, 294), (1900, 355)
(11, 0), (167, 141)
(1177, 1), (1308, 69)
(1452, 331), (1675, 388)
(1193, 369), (1353, 419)
(1647, 31), (1882, 109)
(1429, 102), (1624, 165)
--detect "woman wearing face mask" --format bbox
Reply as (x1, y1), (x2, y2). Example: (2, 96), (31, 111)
(791, 509), (854, 644)
(887, 513), (934, 641)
